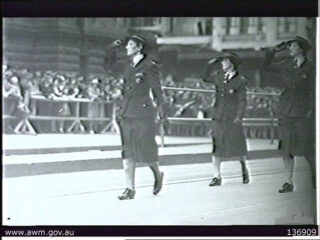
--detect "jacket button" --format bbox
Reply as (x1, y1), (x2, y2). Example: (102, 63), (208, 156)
(142, 104), (148, 107)
(126, 86), (131, 90)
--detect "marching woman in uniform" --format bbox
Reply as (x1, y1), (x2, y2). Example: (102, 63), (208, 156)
(106, 35), (167, 200)
(263, 36), (316, 193)
(202, 52), (250, 187)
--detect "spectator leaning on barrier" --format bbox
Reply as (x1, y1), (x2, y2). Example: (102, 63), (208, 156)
(52, 75), (72, 133)
(40, 74), (54, 99)
(263, 36), (316, 193)
(202, 51), (250, 187)
(76, 76), (87, 98)
(53, 75), (68, 97)
(4, 73), (32, 133)
(67, 77), (80, 98)
(18, 69), (33, 106)
(106, 35), (168, 200)
(30, 71), (42, 95)
(4, 75), (24, 115)
(4, 75), (22, 99)
(87, 78), (103, 134)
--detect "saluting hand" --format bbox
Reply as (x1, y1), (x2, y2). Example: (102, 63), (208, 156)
(110, 39), (124, 48)
(208, 58), (218, 64)
(272, 41), (289, 52)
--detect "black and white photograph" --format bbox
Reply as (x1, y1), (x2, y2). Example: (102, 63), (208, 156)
(1, 14), (318, 234)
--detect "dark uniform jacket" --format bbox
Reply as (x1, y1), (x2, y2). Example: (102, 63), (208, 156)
(107, 51), (165, 120)
(203, 67), (247, 121)
(263, 50), (315, 117)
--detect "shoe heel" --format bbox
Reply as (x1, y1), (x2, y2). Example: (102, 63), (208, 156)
(118, 188), (136, 200)
(153, 172), (164, 195)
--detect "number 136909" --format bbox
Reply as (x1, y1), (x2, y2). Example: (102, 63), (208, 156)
(287, 228), (318, 236)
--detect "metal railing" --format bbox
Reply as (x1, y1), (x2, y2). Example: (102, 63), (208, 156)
(159, 86), (280, 146)
(3, 87), (280, 147)
(3, 95), (115, 134)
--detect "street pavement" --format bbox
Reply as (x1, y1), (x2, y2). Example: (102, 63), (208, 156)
(2, 134), (317, 225)
(3, 157), (317, 225)
(3, 134), (280, 177)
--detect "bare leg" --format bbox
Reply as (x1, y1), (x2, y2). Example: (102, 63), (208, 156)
(240, 156), (249, 184)
(149, 161), (164, 195)
(283, 154), (294, 185)
(279, 154), (294, 193)
(149, 161), (162, 180)
(122, 158), (136, 190)
(209, 155), (222, 186)
(118, 158), (136, 200)
(212, 155), (222, 179)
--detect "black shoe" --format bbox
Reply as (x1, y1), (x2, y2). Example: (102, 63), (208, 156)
(243, 172), (250, 184)
(153, 172), (164, 195)
(279, 182), (294, 193)
(209, 177), (221, 187)
(118, 188), (135, 200)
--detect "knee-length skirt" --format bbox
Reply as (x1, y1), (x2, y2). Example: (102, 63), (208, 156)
(278, 115), (315, 157)
(211, 120), (247, 158)
(119, 117), (159, 163)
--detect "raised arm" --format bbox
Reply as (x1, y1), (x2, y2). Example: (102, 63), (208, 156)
(262, 42), (288, 73)
(202, 59), (218, 83)
(262, 49), (283, 73)
(104, 39), (125, 71)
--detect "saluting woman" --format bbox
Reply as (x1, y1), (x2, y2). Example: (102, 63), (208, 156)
(106, 35), (167, 200)
(202, 52), (250, 187)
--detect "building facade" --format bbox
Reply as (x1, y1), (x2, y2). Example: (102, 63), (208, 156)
(3, 17), (316, 87)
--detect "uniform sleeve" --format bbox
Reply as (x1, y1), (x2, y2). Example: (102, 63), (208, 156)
(202, 63), (216, 83)
(236, 78), (248, 119)
(262, 49), (283, 73)
(147, 62), (165, 107)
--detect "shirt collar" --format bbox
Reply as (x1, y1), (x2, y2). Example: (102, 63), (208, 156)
(224, 70), (237, 80)
(132, 53), (145, 67)
(294, 56), (307, 68)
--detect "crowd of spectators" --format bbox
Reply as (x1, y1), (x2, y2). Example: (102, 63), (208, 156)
(161, 74), (281, 119)
(162, 74), (216, 118)
(2, 65), (124, 103)
(2, 65), (124, 133)
(3, 65), (281, 135)
(246, 86), (281, 118)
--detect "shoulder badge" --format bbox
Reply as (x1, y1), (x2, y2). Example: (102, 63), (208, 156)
(149, 59), (158, 65)
(241, 75), (247, 80)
